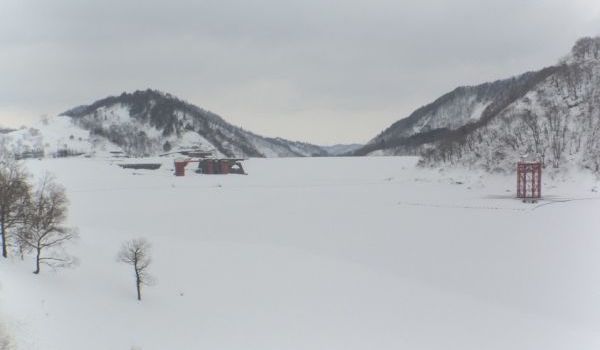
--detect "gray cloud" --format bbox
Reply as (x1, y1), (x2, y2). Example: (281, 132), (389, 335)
(1, 0), (599, 144)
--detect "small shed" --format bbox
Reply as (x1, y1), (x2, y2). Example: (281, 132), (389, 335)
(198, 159), (246, 175)
(173, 158), (246, 176)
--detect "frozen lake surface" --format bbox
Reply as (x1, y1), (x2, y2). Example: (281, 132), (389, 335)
(1, 156), (600, 350)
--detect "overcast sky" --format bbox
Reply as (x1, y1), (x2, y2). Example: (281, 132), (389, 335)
(1, 0), (599, 144)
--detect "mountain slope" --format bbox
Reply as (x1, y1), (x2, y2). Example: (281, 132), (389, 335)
(321, 144), (363, 156)
(356, 37), (600, 172)
(58, 90), (327, 158)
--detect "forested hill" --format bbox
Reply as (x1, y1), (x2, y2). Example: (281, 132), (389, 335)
(356, 37), (600, 173)
(60, 89), (328, 158)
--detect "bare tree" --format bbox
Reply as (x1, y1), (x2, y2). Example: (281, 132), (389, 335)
(0, 152), (30, 259)
(118, 238), (153, 301)
(18, 174), (78, 274)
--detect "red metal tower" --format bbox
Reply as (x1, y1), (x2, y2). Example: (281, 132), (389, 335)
(517, 162), (542, 200)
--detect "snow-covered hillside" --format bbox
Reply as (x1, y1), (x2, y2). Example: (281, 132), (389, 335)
(0, 116), (122, 159)
(357, 37), (600, 173)
(0, 90), (332, 159)
(60, 90), (328, 158)
(1, 157), (600, 349)
(363, 73), (539, 148)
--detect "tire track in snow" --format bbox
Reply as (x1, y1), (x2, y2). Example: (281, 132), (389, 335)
(397, 196), (600, 212)
(531, 196), (600, 210)
(397, 201), (527, 211)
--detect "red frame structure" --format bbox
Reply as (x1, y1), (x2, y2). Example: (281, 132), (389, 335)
(517, 162), (542, 199)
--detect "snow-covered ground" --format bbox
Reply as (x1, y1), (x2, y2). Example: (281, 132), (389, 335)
(1, 156), (600, 349)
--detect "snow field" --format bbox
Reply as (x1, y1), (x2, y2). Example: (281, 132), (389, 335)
(1, 156), (600, 349)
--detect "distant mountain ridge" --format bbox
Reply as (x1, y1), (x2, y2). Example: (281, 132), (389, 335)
(321, 144), (363, 156)
(356, 36), (600, 173)
(60, 89), (329, 158)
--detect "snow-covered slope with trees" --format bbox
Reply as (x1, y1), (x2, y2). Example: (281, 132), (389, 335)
(357, 37), (600, 173)
(61, 90), (328, 158)
(0, 90), (330, 159)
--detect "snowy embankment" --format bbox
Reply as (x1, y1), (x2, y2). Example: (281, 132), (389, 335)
(1, 156), (600, 349)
